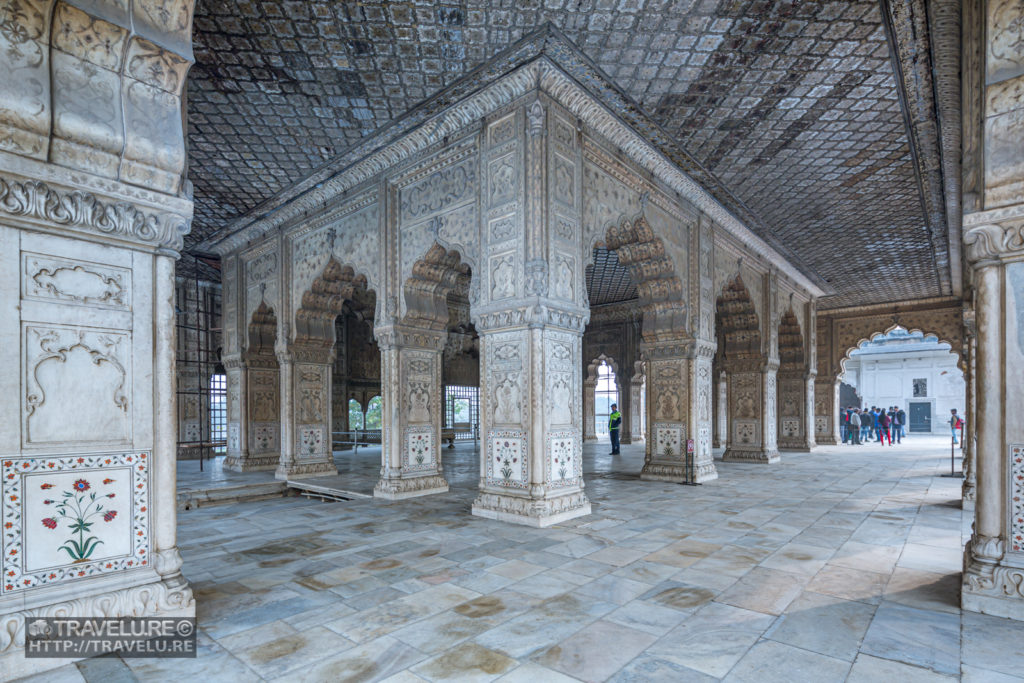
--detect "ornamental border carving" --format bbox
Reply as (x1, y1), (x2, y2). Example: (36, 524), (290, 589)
(0, 176), (189, 253)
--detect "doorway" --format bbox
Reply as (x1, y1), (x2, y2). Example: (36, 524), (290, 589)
(909, 401), (932, 433)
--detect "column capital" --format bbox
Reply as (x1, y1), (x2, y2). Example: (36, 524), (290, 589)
(964, 206), (1024, 265)
(374, 325), (447, 351)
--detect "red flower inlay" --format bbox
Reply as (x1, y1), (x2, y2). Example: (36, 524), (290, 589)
(40, 483), (54, 489)
(103, 511), (117, 522)
(73, 479), (90, 492)
(42, 518), (57, 529)
(102, 478), (114, 485)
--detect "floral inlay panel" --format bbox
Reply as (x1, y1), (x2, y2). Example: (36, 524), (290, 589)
(2, 451), (149, 594)
(653, 423), (684, 459)
(547, 432), (579, 488)
(487, 431), (527, 489)
(402, 426), (436, 474)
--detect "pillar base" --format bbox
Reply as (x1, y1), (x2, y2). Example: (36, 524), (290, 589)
(0, 575), (194, 680)
(963, 545), (1024, 619)
(374, 474), (449, 500)
(275, 459), (337, 480)
(778, 441), (812, 452)
(640, 461), (718, 483)
(723, 448), (780, 464)
(471, 491), (591, 527)
(224, 453), (280, 472)
(815, 436), (839, 445)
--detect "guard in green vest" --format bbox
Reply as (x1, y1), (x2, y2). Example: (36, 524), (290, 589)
(608, 403), (622, 455)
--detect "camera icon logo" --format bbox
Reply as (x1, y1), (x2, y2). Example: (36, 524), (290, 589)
(28, 619), (51, 637)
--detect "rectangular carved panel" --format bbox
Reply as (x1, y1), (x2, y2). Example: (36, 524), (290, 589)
(22, 252), (131, 310)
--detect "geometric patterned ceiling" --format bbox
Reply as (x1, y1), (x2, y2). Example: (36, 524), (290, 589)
(186, 0), (946, 309)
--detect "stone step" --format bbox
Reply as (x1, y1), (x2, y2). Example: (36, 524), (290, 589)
(177, 481), (291, 510)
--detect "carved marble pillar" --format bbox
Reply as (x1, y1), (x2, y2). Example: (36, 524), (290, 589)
(777, 371), (815, 451)
(959, 0), (1024, 621)
(619, 374), (633, 444)
(238, 355), (281, 471)
(222, 354), (248, 468)
(640, 340), (718, 483)
(472, 320), (591, 526)
(630, 362), (646, 443)
(0, 1), (196, 674)
(714, 370), (727, 448)
(963, 323), (978, 505)
(813, 377), (841, 445)
(279, 347), (338, 479)
(582, 377), (597, 441)
(722, 360), (780, 463)
(374, 328), (449, 499)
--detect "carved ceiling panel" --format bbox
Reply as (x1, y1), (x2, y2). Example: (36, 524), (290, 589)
(183, 0), (946, 309)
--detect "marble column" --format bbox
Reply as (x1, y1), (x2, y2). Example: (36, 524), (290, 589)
(472, 319), (591, 526)
(713, 370), (727, 448)
(814, 377), (841, 445)
(0, 1), (197, 674)
(640, 340), (718, 483)
(240, 355), (281, 471)
(722, 360), (780, 463)
(963, 322), (978, 505)
(374, 328), (450, 499)
(777, 371), (815, 451)
(276, 346), (338, 479)
(223, 354), (248, 468)
(583, 377), (597, 441)
(630, 362), (646, 443)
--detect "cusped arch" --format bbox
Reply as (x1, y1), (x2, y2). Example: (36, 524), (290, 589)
(778, 307), (804, 370)
(585, 353), (620, 384)
(247, 302), (277, 355)
(586, 214), (687, 341)
(403, 242), (471, 330)
(295, 258), (374, 347)
(837, 322), (962, 376)
(716, 274), (762, 361)
(832, 304), (965, 377)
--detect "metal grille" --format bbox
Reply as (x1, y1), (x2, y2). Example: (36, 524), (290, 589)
(209, 374), (227, 446)
(586, 247), (638, 306)
(445, 385), (479, 442)
(175, 255), (223, 470)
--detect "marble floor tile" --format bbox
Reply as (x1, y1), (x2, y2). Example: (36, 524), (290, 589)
(643, 539), (723, 569)
(532, 620), (657, 683)
(961, 610), (1024, 678)
(715, 567), (808, 616)
(608, 654), (719, 682)
(605, 600), (690, 635)
(645, 601), (776, 678)
(830, 540), (903, 574)
(860, 602), (961, 676)
(896, 543), (963, 574)
(766, 590), (876, 661)
(806, 564), (889, 605)
(494, 662), (582, 683)
(271, 635), (427, 682)
(847, 653), (957, 682)
(410, 642), (518, 682)
(723, 639), (850, 682)
(758, 542), (834, 577)
(233, 625), (356, 678)
(573, 574), (652, 605)
(883, 567), (961, 614)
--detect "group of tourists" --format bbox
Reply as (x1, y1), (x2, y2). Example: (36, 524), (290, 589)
(842, 405), (905, 445)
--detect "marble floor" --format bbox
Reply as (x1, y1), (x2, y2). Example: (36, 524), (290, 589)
(25, 436), (1024, 682)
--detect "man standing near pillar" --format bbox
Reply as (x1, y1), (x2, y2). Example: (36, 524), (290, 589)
(609, 403), (622, 455)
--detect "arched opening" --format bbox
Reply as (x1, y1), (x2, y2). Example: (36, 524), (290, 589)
(583, 211), (704, 481)
(715, 273), (778, 463)
(594, 359), (619, 440)
(776, 306), (812, 451)
(348, 398), (364, 430)
(839, 326), (965, 439)
(225, 301), (282, 472)
(365, 396), (382, 429)
(282, 258), (376, 479)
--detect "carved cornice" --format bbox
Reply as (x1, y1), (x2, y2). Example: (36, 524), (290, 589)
(0, 176), (190, 254)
